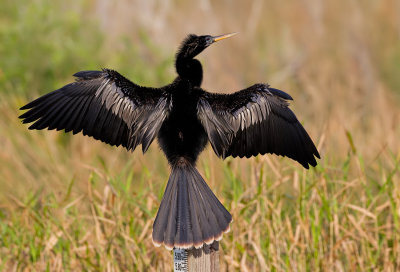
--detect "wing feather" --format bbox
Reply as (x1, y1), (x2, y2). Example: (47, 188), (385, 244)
(197, 84), (320, 168)
(20, 69), (171, 152)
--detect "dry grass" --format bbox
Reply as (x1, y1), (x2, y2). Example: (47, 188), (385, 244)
(1, 0), (400, 271)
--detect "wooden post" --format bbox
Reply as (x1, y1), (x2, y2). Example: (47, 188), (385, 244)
(188, 241), (219, 272)
(173, 241), (219, 272)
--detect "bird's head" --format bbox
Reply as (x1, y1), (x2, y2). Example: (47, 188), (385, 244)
(176, 33), (237, 60)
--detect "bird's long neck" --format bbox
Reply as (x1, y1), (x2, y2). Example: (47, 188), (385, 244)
(175, 57), (203, 87)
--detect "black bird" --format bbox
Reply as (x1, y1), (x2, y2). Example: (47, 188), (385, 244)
(19, 33), (320, 250)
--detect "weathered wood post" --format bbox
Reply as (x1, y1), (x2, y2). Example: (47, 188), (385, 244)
(173, 241), (219, 272)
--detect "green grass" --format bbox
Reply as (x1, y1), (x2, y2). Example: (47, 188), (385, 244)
(1, 151), (399, 271)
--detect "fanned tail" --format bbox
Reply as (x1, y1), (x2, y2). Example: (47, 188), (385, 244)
(152, 158), (232, 250)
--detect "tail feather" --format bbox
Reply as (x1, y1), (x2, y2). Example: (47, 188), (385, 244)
(152, 159), (232, 250)
(164, 181), (179, 248)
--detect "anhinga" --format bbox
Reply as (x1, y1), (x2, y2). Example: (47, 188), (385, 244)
(19, 33), (320, 250)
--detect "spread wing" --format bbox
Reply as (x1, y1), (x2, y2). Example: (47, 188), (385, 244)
(19, 69), (171, 152)
(197, 84), (320, 168)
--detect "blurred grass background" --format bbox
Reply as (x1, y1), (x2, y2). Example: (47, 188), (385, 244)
(0, 0), (399, 271)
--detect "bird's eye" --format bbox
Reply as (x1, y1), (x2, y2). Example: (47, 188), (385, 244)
(204, 36), (214, 46)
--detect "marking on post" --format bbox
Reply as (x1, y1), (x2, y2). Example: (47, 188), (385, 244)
(174, 248), (188, 272)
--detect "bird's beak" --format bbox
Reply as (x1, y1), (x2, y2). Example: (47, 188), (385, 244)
(212, 32), (238, 43)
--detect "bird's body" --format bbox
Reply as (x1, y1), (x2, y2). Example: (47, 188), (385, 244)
(19, 33), (320, 250)
(158, 79), (208, 164)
